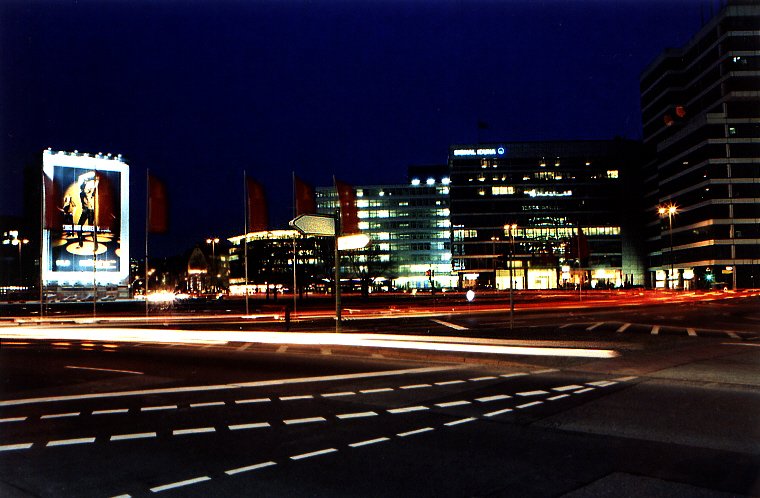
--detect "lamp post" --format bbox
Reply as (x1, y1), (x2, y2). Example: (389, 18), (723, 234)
(206, 237), (219, 292)
(504, 224), (517, 329)
(15, 238), (29, 287)
(490, 235), (499, 289)
(658, 204), (677, 290)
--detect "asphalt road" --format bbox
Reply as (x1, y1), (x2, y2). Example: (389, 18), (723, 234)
(1, 296), (759, 497)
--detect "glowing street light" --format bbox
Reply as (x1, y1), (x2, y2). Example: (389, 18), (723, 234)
(658, 204), (677, 289)
(206, 237), (220, 292)
(14, 238), (29, 286)
(504, 224), (517, 328)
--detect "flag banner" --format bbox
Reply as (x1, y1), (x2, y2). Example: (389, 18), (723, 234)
(246, 177), (268, 232)
(335, 178), (359, 234)
(148, 173), (169, 233)
(294, 175), (316, 216)
(43, 171), (60, 229)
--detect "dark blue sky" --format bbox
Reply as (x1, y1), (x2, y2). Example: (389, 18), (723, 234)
(1, 0), (710, 256)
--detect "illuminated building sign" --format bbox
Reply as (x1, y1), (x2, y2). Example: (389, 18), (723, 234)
(453, 146), (506, 157)
(42, 150), (130, 287)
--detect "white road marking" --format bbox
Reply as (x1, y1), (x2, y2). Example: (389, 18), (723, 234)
(229, 422), (270, 431)
(613, 376), (638, 382)
(173, 427), (215, 436)
(388, 406), (428, 414)
(687, 328), (697, 337)
(469, 376), (498, 382)
(280, 395), (313, 401)
(0, 443), (33, 451)
(47, 437), (96, 447)
(476, 394), (511, 403)
(111, 432), (156, 441)
(276, 345), (288, 353)
(235, 398), (270, 404)
(431, 319), (469, 330)
(320, 348), (332, 355)
(552, 385), (584, 392)
(516, 401), (543, 409)
(349, 437), (390, 448)
(726, 332), (741, 339)
(500, 372), (527, 378)
(397, 427), (434, 437)
(284, 417), (326, 425)
(65, 365), (143, 375)
(435, 400), (471, 408)
(290, 448), (337, 460)
(516, 390), (547, 397)
(321, 391), (355, 397)
(150, 476), (211, 493)
(617, 323), (632, 333)
(586, 323), (604, 331)
(337, 411), (378, 419)
(532, 368), (559, 374)
(651, 325), (660, 335)
(360, 388), (394, 394)
(574, 387), (596, 394)
(225, 461), (276, 475)
(587, 380), (618, 387)
(110, 495), (131, 498)
(400, 384), (431, 390)
(0, 366), (456, 407)
(444, 417), (477, 426)
(0, 416), (27, 423)
(484, 407), (513, 417)
(548, 394), (570, 401)
(435, 380), (465, 386)
(93, 408), (129, 415)
(559, 323), (573, 329)
(41, 412), (80, 419)
(236, 342), (253, 351)
(190, 401), (225, 408)
(141, 405), (177, 412)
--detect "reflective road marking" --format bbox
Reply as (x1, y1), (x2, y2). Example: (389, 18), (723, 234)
(337, 411), (378, 420)
(111, 432), (156, 441)
(290, 448), (337, 460)
(284, 417), (326, 425)
(225, 461), (276, 476)
(349, 437), (389, 448)
(388, 406), (429, 414)
(47, 437), (96, 447)
(397, 427), (434, 437)
(229, 422), (270, 431)
(150, 476), (211, 493)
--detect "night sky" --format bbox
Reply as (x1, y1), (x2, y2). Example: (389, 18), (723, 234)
(1, 0), (708, 257)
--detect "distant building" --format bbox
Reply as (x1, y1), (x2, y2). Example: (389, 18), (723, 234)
(639, 0), (760, 289)
(448, 141), (645, 290)
(316, 166), (456, 289)
(0, 216), (34, 295)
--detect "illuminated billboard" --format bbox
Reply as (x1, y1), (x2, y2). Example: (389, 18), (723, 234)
(42, 150), (129, 287)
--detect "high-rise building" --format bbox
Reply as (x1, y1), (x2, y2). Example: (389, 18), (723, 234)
(640, 0), (760, 289)
(448, 140), (645, 290)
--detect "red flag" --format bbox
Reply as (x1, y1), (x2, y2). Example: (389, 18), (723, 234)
(43, 171), (61, 229)
(335, 178), (359, 234)
(148, 173), (169, 233)
(294, 175), (316, 216)
(246, 177), (268, 232)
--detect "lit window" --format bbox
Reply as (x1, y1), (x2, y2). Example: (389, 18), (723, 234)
(492, 186), (515, 195)
(426, 178), (435, 185)
(358, 222), (369, 230)
(442, 177), (451, 185)
(606, 170), (619, 179)
(411, 178), (420, 186)
(356, 189), (363, 197)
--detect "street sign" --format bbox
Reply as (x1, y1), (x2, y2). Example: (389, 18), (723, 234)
(289, 214), (335, 236)
(338, 233), (371, 251)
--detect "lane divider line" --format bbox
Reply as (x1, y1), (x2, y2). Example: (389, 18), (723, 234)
(547, 394), (570, 401)
(141, 405), (177, 412)
(111, 432), (157, 442)
(0, 443), (33, 451)
(93, 408), (129, 415)
(435, 380), (465, 386)
(41, 412), (80, 419)
(400, 384), (431, 390)
(397, 427), (434, 437)
(476, 394), (511, 403)
(349, 437), (390, 448)
(65, 366), (144, 375)
(444, 417), (477, 426)
(484, 408), (513, 417)
(47, 437), (96, 447)
(388, 406), (428, 414)
(336, 411), (378, 420)
(0, 416), (28, 423)
(552, 385), (584, 392)
(321, 391), (355, 398)
(435, 401), (471, 408)
(290, 448), (337, 460)
(516, 390), (547, 397)
(235, 398), (270, 404)
(225, 461), (276, 476)
(360, 388), (394, 394)
(284, 417), (326, 425)
(173, 427), (215, 436)
(229, 422), (270, 431)
(617, 323), (632, 333)
(516, 401), (543, 409)
(150, 476), (211, 493)
(574, 387), (596, 394)
(430, 319), (469, 331)
(469, 376), (498, 382)
(190, 401), (225, 408)
(280, 395), (313, 401)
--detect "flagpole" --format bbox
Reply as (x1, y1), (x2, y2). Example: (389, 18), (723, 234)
(92, 168), (97, 318)
(145, 169), (149, 317)
(39, 169), (45, 318)
(332, 176), (341, 333)
(243, 170), (249, 316)
(292, 172), (297, 317)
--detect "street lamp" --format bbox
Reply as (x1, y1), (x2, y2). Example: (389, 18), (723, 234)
(206, 237), (219, 292)
(504, 224), (517, 329)
(14, 238), (29, 287)
(658, 204), (677, 290)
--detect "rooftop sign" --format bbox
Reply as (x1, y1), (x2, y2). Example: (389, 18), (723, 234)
(452, 146), (506, 157)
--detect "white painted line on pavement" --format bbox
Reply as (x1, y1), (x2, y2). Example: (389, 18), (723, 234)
(445, 417), (477, 426)
(388, 406), (428, 414)
(93, 408), (129, 415)
(587, 380), (618, 387)
(484, 408), (513, 417)
(290, 448), (337, 460)
(613, 376), (638, 382)
(280, 395), (313, 401)
(400, 384), (431, 390)
(236, 343), (253, 351)
(726, 332), (741, 339)
(150, 476), (211, 493)
(516, 401), (543, 409)
(111, 432), (156, 441)
(586, 323), (604, 331)
(141, 405), (177, 412)
(574, 387), (596, 394)
(360, 388), (394, 394)
(651, 325), (660, 335)
(686, 328), (697, 337)
(66, 365), (143, 375)
(476, 394), (511, 403)
(225, 461), (276, 475)
(235, 398), (270, 404)
(500, 372), (527, 378)
(435, 400), (471, 408)
(548, 394), (570, 401)
(552, 385), (584, 392)
(321, 391), (355, 397)
(617, 323), (632, 333)
(469, 376), (498, 382)
(397, 427), (434, 437)
(559, 324), (573, 329)
(431, 319), (469, 331)
(110, 495), (131, 498)
(190, 401), (226, 408)
(276, 345), (288, 353)
(229, 422), (270, 431)
(349, 437), (390, 448)
(532, 369), (559, 374)
(0, 416), (27, 423)
(173, 427), (215, 436)
(435, 380), (465, 386)
(337, 411), (378, 420)
(47, 437), (96, 447)
(516, 390), (547, 397)
(284, 417), (326, 425)
(41, 412), (80, 419)
(0, 443), (33, 451)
